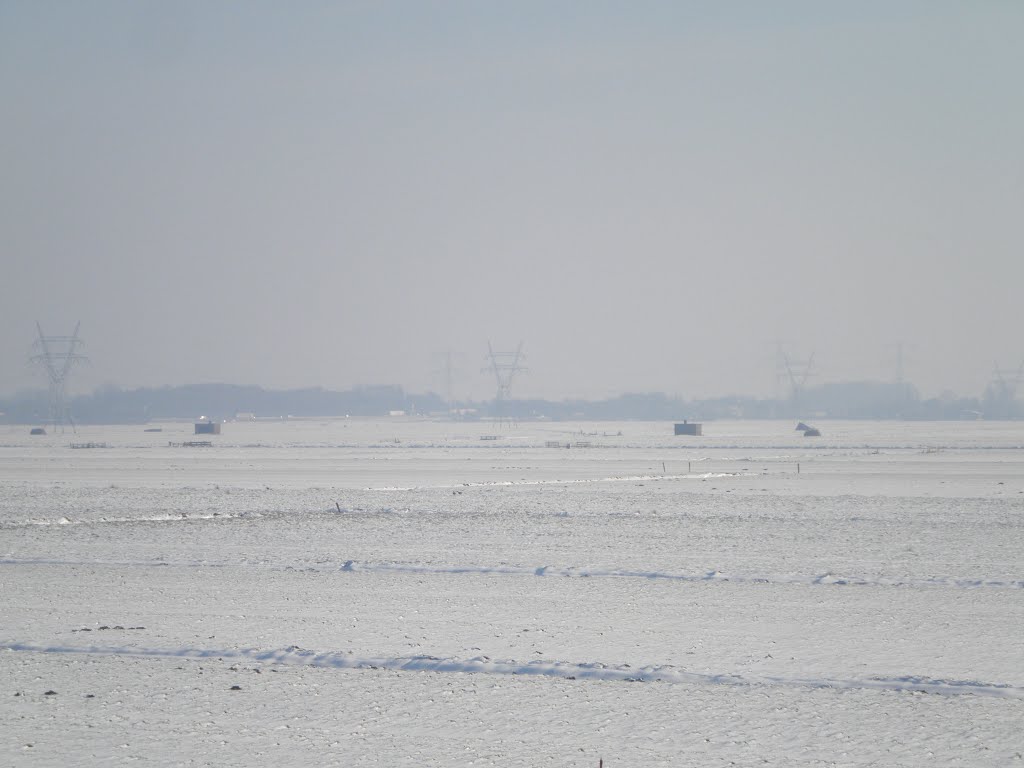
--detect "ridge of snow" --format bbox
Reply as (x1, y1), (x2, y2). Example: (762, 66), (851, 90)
(4, 641), (1021, 699)
(2, 556), (1019, 590)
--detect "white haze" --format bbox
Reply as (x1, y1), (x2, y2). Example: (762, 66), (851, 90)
(1, 3), (1022, 400)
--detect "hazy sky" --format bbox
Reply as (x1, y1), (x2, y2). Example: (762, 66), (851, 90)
(2, 2), (1022, 401)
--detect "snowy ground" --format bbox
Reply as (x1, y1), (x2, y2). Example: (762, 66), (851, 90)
(1, 419), (1022, 766)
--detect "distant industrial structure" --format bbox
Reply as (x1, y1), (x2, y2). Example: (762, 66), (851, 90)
(674, 421), (702, 436)
(483, 341), (527, 426)
(30, 322), (87, 433)
(433, 349), (459, 418)
(984, 361), (1024, 418)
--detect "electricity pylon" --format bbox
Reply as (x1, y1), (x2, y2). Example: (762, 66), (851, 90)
(482, 341), (526, 427)
(776, 343), (815, 412)
(30, 322), (87, 432)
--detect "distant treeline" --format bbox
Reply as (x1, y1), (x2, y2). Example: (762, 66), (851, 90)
(1, 384), (441, 425)
(501, 381), (1008, 421)
(1, 379), (1019, 424)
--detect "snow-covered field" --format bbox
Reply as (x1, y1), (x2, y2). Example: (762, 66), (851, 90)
(2, 419), (1022, 766)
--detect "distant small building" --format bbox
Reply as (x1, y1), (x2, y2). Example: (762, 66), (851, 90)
(195, 421), (221, 435)
(674, 421), (702, 436)
(30, 427), (46, 435)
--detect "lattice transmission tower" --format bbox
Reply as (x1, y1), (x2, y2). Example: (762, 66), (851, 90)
(482, 341), (526, 426)
(775, 343), (816, 413)
(30, 322), (88, 432)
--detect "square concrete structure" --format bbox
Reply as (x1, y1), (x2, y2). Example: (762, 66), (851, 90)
(674, 421), (702, 436)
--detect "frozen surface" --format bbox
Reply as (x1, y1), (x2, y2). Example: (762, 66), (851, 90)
(1, 419), (1023, 766)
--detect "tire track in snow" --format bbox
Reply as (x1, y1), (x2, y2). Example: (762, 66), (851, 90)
(338, 560), (1024, 590)
(3, 641), (1021, 699)
(1, 556), (1021, 590)
(365, 472), (737, 492)
(0, 511), (261, 529)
